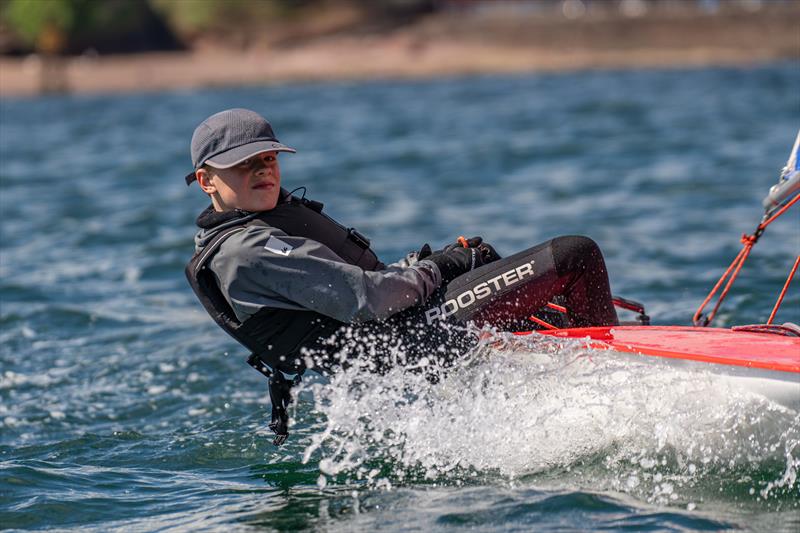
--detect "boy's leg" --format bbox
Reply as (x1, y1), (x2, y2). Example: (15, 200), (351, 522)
(303, 235), (617, 374)
(437, 236), (618, 329)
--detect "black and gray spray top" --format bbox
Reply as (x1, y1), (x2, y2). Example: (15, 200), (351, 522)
(186, 189), (442, 371)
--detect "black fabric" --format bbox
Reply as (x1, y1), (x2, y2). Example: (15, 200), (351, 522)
(238, 308), (342, 371)
(458, 235), (617, 329)
(186, 227), (341, 373)
(267, 370), (302, 444)
(476, 241), (501, 263)
(443, 236), (483, 252)
(440, 235), (618, 329)
(189, 189), (617, 376)
(442, 240), (557, 325)
(301, 235), (618, 375)
(186, 190), (381, 374)
(196, 204), (250, 229)
(195, 191), (384, 271)
(426, 247), (484, 283)
(254, 197), (384, 270)
(550, 235), (619, 327)
(300, 287), (476, 376)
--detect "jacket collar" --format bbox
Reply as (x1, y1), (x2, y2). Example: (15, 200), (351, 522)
(195, 205), (251, 229)
(195, 189), (294, 229)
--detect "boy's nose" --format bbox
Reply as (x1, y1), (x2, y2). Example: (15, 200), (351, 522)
(253, 161), (270, 175)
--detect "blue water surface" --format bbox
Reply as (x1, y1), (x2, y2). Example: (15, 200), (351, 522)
(1, 63), (799, 531)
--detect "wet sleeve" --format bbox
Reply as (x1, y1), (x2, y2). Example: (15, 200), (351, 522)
(386, 250), (422, 269)
(212, 226), (442, 323)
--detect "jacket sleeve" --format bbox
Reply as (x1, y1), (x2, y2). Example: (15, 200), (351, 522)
(210, 226), (442, 323)
(386, 250), (422, 269)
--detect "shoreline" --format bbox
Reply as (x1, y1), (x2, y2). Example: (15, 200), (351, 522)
(1, 6), (797, 99)
(1, 45), (791, 100)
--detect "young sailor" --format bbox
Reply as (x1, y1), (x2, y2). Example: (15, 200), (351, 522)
(185, 108), (618, 442)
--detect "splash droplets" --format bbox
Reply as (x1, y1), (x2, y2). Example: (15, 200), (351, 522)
(299, 332), (799, 508)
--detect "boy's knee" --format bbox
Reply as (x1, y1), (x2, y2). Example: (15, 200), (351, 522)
(552, 234), (599, 256)
(551, 235), (602, 275)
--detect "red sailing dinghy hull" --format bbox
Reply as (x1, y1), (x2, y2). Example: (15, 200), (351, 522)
(517, 132), (800, 409)
(527, 326), (800, 409)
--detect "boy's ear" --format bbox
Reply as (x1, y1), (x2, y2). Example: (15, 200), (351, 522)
(196, 168), (216, 194)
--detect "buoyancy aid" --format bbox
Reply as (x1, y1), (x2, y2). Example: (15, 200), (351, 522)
(185, 191), (385, 373)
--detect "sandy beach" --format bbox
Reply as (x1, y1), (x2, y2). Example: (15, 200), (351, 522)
(1, 4), (797, 98)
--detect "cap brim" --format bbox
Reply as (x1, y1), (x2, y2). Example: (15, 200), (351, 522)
(185, 140), (296, 185)
(205, 141), (296, 169)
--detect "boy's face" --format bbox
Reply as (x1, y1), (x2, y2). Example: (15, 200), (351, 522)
(197, 151), (282, 212)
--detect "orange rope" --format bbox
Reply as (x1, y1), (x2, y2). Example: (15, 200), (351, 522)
(767, 255), (800, 325)
(693, 240), (754, 326)
(546, 302), (568, 313)
(694, 193), (799, 327)
(707, 240), (753, 325)
(529, 315), (559, 330)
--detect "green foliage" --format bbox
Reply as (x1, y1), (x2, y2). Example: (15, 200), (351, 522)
(150, 0), (298, 35)
(0, 0), (431, 54)
(3, 0), (75, 46)
(149, 0), (217, 34)
(1, 0), (184, 54)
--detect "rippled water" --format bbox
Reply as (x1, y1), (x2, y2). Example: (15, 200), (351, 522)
(1, 63), (799, 531)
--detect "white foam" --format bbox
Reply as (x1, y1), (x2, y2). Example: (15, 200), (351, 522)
(299, 332), (800, 504)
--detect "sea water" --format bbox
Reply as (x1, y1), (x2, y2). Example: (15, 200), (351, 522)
(1, 63), (798, 531)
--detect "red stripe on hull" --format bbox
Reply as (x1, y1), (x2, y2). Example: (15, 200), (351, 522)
(526, 326), (800, 374)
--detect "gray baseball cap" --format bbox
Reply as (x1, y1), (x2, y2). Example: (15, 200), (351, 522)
(185, 108), (296, 185)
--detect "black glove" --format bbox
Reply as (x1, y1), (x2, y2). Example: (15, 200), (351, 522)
(425, 246), (485, 283)
(477, 242), (501, 263)
(417, 243), (433, 260)
(418, 236), (500, 266)
(444, 236), (482, 253)
(445, 236), (502, 264)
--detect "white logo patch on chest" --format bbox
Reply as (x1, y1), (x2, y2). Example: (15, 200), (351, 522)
(264, 236), (293, 256)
